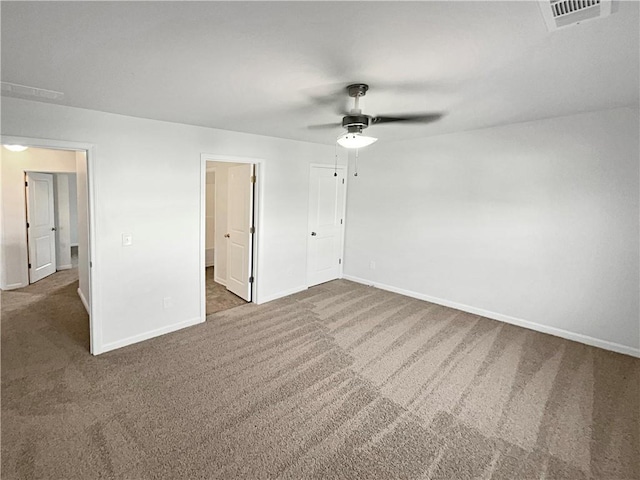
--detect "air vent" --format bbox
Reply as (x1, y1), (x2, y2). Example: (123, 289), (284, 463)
(1, 82), (64, 101)
(540, 0), (612, 31)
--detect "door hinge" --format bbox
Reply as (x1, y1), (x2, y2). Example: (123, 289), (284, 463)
(249, 226), (255, 234)
(90, 261), (93, 268)
(339, 258), (342, 265)
(25, 181), (28, 187)
(250, 175), (256, 184)
(342, 178), (345, 184)
(28, 263), (31, 269)
(340, 219), (343, 225)
(26, 222), (30, 228)
(249, 276), (254, 283)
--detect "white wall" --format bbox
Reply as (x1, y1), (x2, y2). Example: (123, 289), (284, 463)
(1, 97), (334, 353)
(205, 170), (215, 267)
(344, 107), (640, 355)
(0, 147), (77, 288)
(54, 173), (72, 269)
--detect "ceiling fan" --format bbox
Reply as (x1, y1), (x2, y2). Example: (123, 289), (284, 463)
(308, 83), (444, 148)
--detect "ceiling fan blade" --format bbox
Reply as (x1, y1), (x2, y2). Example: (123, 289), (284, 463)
(371, 113), (444, 125)
(307, 122), (342, 130)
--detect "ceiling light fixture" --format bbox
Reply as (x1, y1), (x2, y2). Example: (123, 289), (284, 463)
(310, 84), (443, 151)
(337, 132), (377, 149)
(3, 144), (29, 152)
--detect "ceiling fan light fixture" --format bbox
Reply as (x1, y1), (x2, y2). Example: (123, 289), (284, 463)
(337, 132), (377, 149)
(3, 144), (29, 152)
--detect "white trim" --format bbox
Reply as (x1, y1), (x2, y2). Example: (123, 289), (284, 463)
(339, 169), (347, 279)
(200, 155), (207, 323)
(201, 154), (265, 310)
(70, 243), (79, 247)
(258, 285), (308, 304)
(100, 317), (203, 354)
(342, 274), (640, 358)
(2, 282), (26, 290)
(1, 135), (100, 355)
(214, 276), (227, 287)
(57, 264), (73, 271)
(77, 287), (90, 314)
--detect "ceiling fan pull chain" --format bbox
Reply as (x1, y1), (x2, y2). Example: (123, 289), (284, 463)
(354, 148), (359, 177)
(334, 143), (338, 177)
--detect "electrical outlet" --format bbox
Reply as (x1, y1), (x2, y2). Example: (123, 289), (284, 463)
(369, 261), (376, 270)
(163, 297), (173, 309)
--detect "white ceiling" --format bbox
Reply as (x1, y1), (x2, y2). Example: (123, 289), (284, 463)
(1, 1), (638, 145)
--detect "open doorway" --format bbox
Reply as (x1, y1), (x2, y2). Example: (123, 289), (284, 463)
(204, 159), (257, 314)
(25, 170), (80, 284)
(1, 139), (96, 353)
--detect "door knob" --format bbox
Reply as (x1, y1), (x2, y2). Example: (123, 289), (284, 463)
(311, 232), (317, 236)
(51, 227), (57, 231)
(224, 233), (230, 238)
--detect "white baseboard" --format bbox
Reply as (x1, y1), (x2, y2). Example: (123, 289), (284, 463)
(214, 275), (227, 286)
(70, 243), (79, 247)
(342, 274), (640, 358)
(77, 288), (90, 314)
(258, 285), (308, 304)
(1, 282), (27, 291)
(57, 264), (73, 271)
(100, 316), (204, 354)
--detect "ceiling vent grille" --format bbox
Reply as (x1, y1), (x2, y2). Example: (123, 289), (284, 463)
(540, 0), (612, 31)
(1, 82), (64, 101)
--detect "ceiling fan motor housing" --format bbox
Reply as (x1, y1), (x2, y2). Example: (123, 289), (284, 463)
(342, 114), (370, 131)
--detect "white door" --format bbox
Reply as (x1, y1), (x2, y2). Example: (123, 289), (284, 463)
(307, 165), (346, 287)
(26, 172), (57, 283)
(226, 164), (254, 301)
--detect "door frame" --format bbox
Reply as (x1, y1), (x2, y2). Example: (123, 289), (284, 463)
(1, 135), (100, 355)
(307, 163), (348, 286)
(200, 154), (264, 317)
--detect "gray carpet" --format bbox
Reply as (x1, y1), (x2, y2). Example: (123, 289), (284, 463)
(1, 269), (639, 479)
(206, 266), (247, 315)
